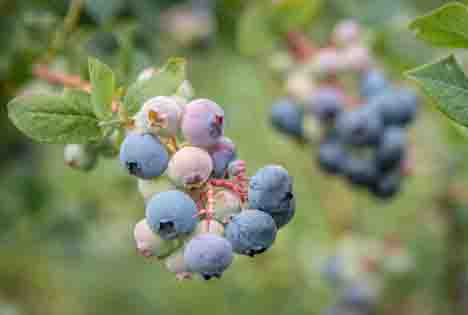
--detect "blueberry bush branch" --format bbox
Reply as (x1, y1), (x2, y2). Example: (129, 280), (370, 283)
(7, 56), (296, 281)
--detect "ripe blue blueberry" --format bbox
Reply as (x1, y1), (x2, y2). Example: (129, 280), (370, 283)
(360, 69), (389, 99)
(209, 137), (237, 178)
(308, 87), (345, 123)
(318, 138), (348, 174)
(343, 157), (379, 187)
(336, 107), (383, 146)
(371, 171), (401, 199)
(146, 190), (198, 240)
(270, 98), (304, 138)
(376, 127), (406, 172)
(270, 196), (295, 229)
(372, 88), (418, 127)
(225, 210), (277, 257)
(184, 233), (233, 280)
(248, 165), (294, 215)
(119, 132), (169, 179)
(181, 98), (225, 148)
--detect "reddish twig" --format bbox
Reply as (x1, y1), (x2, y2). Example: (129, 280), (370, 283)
(32, 64), (121, 113)
(33, 64), (91, 92)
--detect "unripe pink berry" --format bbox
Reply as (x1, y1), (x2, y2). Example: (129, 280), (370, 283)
(134, 96), (182, 137)
(181, 99), (225, 148)
(342, 45), (372, 73)
(167, 146), (213, 189)
(332, 20), (362, 47)
(312, 48), (345, 76)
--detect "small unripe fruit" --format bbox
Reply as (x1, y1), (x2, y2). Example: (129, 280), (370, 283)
(342, 45), (372, 72)
(133, 219), (180, 258)
(64, 144), (98, 171)
(165, 247), (191, 277)
(285, 71), (315, 103)
(313, 48), (345, 76)
(213, 190), (242, 223)
(134, 96), (182, 137)
(181, 99), (224, 148)
(332, 20), (362, 47)
(167, 146), (213, 189)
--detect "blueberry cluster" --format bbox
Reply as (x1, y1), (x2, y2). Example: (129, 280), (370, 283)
(320, 234), (414, 315)
(269, 20), (418, 199)
(127, 70), (295, 280)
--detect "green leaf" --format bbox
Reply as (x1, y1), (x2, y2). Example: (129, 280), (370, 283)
(409, 2), (468, 48)
(88, 57), (115, 119)
(406, 54), (468, 127)
(123, 58), (186, 115)
(7, 90), (102, 144)
(237, 3), (276, 57)
(271, 0), (322, 33)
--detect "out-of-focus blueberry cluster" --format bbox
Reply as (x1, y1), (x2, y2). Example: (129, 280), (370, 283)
(269, 20), (419, 199)
(113, 68), (296, 281)
(320, 234), (414, 315)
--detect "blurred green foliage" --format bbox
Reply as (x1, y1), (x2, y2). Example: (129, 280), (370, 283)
(2, 1), (468, 315)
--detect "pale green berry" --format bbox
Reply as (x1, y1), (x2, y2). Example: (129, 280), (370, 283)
(133, 219), (180, 258)
(213, 190), (241, 223)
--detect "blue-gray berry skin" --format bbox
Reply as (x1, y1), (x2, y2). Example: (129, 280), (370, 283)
(309, 87), (345, 123)
(376, 127), (406, 171)
(225, 210), (277, 257)
(146, 190), (198, 240)
(119, 132), (169, 179)
(248, 165), (294, 215)
(371, 171), (401, 199)
(270, 196), (295, 229)
(343, 158), (379, 188)
(336, 107), (383, 147)
(318, 138), (348, 175)
(360, 69), (389, 99)
(372, 88), (418, 127)
(184, 233), (233, 280)
(270, 99), (304, 138)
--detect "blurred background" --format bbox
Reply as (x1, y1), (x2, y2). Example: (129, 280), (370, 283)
(2, 0), (468, 314)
